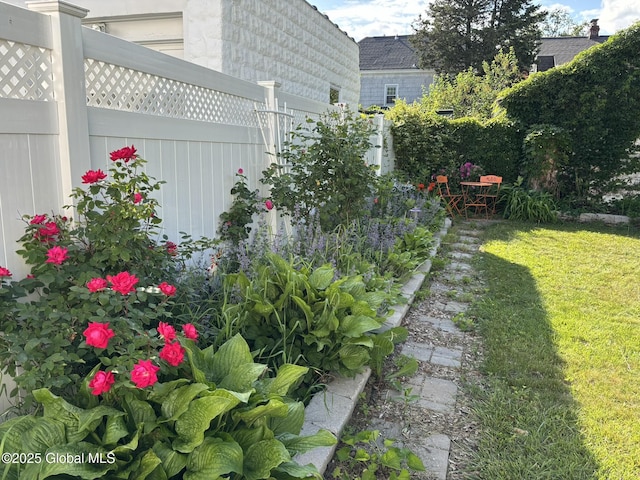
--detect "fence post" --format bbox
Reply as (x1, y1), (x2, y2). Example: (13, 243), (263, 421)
(27, 1), (92, 201)
(257, 81), (284, 236)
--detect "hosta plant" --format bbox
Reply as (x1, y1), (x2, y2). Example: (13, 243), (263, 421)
(0, 333), (335, 480)
(218, 252), (394, 389)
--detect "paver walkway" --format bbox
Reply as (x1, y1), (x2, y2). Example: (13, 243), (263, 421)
(363, 220), (487, 480)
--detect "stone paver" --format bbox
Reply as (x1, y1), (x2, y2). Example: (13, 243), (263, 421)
(400, 341), (435, 362)
(414, 434), (452, 479)
(410, 376), (458, 413)
(432, 346), (463, 368)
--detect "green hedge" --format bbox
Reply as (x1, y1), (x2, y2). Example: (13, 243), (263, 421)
(499, 21), (640, 199)
(389, 106), (521, 183)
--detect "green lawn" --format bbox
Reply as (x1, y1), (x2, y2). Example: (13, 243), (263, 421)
(468, 221), (640, 479)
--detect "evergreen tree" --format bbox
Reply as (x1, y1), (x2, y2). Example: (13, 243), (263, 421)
(487, 0), (547, 70)
(412, 0), (490, 75)
(412, 0), (546, 75)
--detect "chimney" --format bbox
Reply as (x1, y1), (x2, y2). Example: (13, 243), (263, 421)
(589, 19), (600, 39)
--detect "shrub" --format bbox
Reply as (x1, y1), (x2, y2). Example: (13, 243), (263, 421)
(522, 124), (572, 198)
(387, 103), (521, 184)
(261, 108), (378, 231)
(0, 147), (215, 409)
(218, 168), (271, 244)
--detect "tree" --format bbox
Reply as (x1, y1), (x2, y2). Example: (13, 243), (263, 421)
(421, 48), (522, 119)
(540, 8), (588, 37)
(412, 0), (490, 75)
(412, 0), (546, 75)
(487, 0), (547, 71)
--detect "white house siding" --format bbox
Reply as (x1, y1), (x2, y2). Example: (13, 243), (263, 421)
(5, 0), (360, 105)
(360, 70), (435, 109)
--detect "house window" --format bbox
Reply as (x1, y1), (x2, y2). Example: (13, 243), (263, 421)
(385, 85), (398, 105)
(329, 86), (340, 104)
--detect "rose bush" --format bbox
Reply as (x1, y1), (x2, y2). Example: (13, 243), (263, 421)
(0, 147), (215, 410)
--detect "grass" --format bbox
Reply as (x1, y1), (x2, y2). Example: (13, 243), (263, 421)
(468, 221), (640, 479)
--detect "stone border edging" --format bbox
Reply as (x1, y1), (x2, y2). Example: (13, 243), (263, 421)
(294, 218), (452, 473)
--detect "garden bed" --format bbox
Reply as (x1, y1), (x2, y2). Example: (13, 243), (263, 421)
(294, 219), (452, 474)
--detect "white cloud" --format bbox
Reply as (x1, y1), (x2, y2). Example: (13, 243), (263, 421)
(321, 0), (429, 40)
(599, 0), (640, 34)
(320, 0), (639, 41)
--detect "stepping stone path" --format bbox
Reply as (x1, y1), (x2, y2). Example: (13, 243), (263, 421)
(324, 220), (488, 480)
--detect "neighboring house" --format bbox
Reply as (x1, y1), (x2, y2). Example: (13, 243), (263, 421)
(3, 0), (360, 105)
(358, 34), (435, 110)
(533, 19), (609, 72)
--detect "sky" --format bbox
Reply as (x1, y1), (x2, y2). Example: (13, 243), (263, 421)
(309, 0), (640, 41)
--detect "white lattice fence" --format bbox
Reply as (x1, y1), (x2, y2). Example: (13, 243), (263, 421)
(0, 39), (54, 101)
(85, 58), (261, 127)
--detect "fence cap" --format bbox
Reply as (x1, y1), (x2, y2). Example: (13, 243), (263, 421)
(27, 0), (89, 18)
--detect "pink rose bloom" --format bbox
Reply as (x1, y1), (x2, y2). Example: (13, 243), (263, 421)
(110, 145), (137, 163)
(81, 169), (107, 184)
(265, 199), (274, 211)
(131, 360), (159, 388)
(133, 192), (143, 204)
(36, 222), (60, 240)
(30, 214), (47, 225)
(45, 246), (68, 265)
(107, 272), (139, 295)
(87, 277), (108, 292)
(83, 322), (115, 349)
(165, 241), (178, 256)
(88, 370), (115, 395)
(0, 267), (12, 278)
(157, 322), (176, 342)
(158, 282), (177, 297)
(159, 341), (185, 367)
(237, 168), (244, 174)
(182, 323), (198, 341)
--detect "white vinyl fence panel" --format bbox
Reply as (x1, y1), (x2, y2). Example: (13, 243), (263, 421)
(0, 0), (393, 412)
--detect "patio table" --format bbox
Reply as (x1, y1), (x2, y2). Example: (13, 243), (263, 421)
(460, 181), (492, 218)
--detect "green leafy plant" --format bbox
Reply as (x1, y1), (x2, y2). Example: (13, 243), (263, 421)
(385, 355), (420, 392)
(522, 124), (571, 198)
(218, 168), (270, 243)
(217, 252), (391, 391)
(261, 108), (378, 231)
(499, 177), (558, 223)
(369, 327), (409, 379)
(500, 21), (640, 201)
(0, 333), (335, 479)
(330, 430), (425, 480)
(0, 147), (219, 409)
(452, 312), (476, 332)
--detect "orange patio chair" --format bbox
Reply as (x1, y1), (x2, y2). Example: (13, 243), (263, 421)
(478, 175), (503, 215)
(436, 175), (463, 216)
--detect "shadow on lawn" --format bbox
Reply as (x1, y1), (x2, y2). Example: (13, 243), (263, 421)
(467, 224), (601, 478)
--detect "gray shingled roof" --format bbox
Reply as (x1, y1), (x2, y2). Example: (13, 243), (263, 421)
(536, 35), (609, 69)
(358, 35), (419, 70)
(358, 33), (610, 73)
